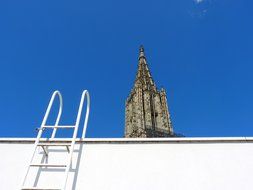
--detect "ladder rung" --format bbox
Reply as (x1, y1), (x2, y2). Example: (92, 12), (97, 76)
(37, 143), (71, 147)
(43, 125), (75, 129)
(30, 163), (67, 167)
(22, 188), (61, 190)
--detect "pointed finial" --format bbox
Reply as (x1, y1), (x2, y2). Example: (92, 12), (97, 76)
(140, 45), (144, 52)
(139, 45), (145, 59)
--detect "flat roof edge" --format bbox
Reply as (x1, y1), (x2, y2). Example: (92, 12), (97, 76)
(0, 137), (253, 144)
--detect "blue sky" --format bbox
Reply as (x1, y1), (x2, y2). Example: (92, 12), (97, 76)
(0, 0), (252, 138)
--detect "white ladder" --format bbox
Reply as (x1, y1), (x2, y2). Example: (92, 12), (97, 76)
(21, 90), (90, 190)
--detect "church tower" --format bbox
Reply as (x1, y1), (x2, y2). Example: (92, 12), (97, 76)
(125, 46), (174, 137)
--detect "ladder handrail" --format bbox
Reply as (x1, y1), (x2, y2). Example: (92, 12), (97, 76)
(44, 91), (63, 138)
(76, 90), (90, 139)
(21, 90), (63, 188)
(41, 90), (63, 127)
(62, 90), (90, 189)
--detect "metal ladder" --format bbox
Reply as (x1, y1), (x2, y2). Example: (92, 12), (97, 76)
(21, 90), (90, 190)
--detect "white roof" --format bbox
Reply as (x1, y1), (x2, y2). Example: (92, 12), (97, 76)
(0, 137), (252, 190)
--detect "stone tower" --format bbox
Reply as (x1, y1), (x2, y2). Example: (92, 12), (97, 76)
(125, 46), (174, 138)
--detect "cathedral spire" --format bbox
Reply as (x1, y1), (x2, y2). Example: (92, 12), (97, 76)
(135, 45), (156, 91)
(125, 46), (174, 138)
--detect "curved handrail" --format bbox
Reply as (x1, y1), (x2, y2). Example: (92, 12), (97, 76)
(74, 90), (90, 139)
(22, 90), (63, 188)
(41, 90), (90, 139)
(40, 90), (63, 138)
(62, 90), (90, 189)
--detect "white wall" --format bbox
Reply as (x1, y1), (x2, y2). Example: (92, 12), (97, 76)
(0, 138), (252, 190)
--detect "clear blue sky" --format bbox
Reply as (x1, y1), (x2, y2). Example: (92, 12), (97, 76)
(0, 0), (252, 138)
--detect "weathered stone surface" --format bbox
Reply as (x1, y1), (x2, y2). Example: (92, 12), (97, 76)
(125, 46), (174, 138)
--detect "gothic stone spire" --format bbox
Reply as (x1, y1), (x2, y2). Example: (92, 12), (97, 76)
(125, 46), (174, 138)
(134, 45), (156, 92)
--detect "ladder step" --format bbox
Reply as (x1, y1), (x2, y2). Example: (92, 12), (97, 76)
(43, 125), (75, 129)
(30, 163), (67, 167)
(37, 143), (71, 147)
(22, 188), (61, 190)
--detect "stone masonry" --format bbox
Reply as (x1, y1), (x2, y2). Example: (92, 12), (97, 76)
(125, 46), (174, 137)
